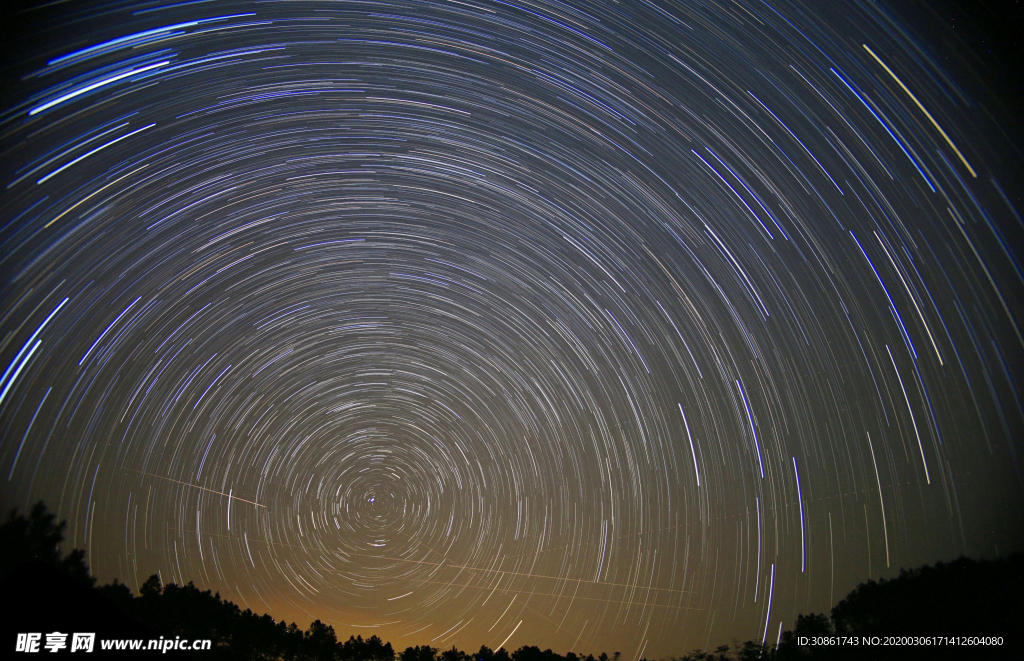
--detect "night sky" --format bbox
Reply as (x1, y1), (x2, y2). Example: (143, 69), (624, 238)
(1, 0), (1022, 656)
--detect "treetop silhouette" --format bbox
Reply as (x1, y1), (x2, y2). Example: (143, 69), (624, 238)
(2, 501), (1020, 660)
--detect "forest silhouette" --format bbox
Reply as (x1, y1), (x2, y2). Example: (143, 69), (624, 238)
(1, 502), (1020, 660)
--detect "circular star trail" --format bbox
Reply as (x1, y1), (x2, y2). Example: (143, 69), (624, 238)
(1, 0), (1022, 656)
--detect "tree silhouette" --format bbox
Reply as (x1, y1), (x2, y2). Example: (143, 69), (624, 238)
(673, 555), (1023, 660)
(401, 645), (439, 661)
(3, 502), (1020, 660)
(441, 646), (472, 661)
(0, 500), (93, 586)
(305, 620), (339, 659)
(773, 556), (1024, 660)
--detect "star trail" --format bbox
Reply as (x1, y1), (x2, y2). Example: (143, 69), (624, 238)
(1, 0), (1022, 656)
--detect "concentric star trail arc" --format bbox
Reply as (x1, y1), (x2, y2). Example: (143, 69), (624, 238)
(1, 0), (1022, 656)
